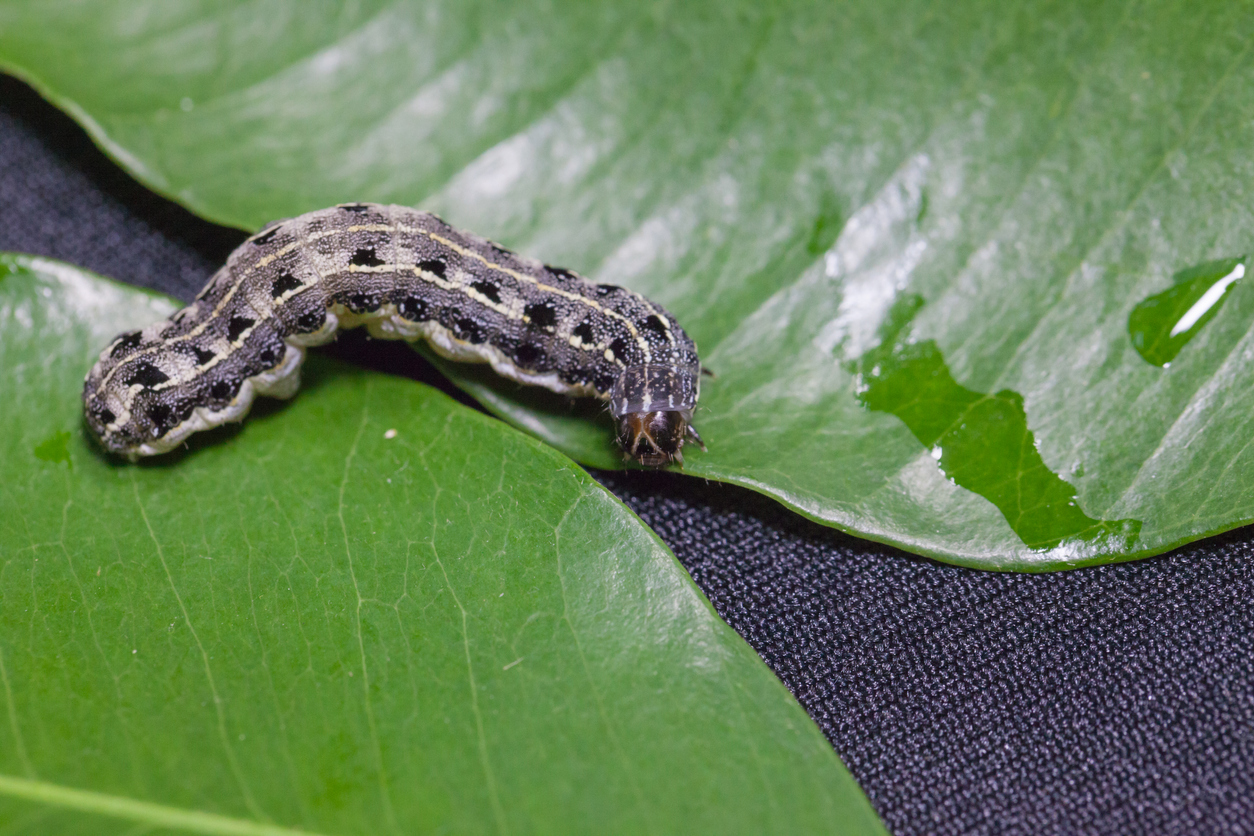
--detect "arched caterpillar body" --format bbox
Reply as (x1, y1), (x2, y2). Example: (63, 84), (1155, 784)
(83, 203), (704, 466)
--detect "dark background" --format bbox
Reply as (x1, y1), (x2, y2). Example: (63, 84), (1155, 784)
(3, 73), (1250, 836)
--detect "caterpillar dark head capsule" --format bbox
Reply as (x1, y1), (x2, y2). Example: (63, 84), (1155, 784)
(82, 203), (704, 467)
(609, 363), (703, 466)
(615, 409), (705, 467)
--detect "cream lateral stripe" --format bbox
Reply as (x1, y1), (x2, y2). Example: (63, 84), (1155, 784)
(253, 239), (302, 268)
(97, 224), (436, 393)
(294, 222), (333, 291)
(98, 240), (301, 391)
(323, 219), (655, 353)
(347, 262), (521, 320)
(84, 203), (703, 465)
(626, 293), (677, 348)
(147, 321), (263, 392)
(101, 218), (645, 393)
(98, 216), (666, 404)
(110, 233), (318, 394)
(411, 226), (653, 362)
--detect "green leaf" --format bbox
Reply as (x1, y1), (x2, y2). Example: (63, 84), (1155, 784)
(3, 1), (1252, 569)
(0, 254), (884, 834)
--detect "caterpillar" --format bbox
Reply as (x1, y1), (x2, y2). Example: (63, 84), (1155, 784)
(82, 203), (704, 466)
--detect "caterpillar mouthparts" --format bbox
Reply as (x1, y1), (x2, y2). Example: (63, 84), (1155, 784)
(83, 203), (703, 466)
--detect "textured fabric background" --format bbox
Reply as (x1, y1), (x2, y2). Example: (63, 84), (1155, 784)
(2, 73), (1250, 836)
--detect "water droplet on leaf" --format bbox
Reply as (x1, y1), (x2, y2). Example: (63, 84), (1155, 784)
(1128, 257), (1245, 367)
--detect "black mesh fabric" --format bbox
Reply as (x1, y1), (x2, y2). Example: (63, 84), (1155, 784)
(2, 74), (1250, 836)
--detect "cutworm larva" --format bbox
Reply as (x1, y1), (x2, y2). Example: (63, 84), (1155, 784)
(83, 204), (704, 465)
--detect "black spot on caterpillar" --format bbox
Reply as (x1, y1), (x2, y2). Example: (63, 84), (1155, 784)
(83, 203), (705, 466)
(270, 271), (301, 298)
(524, 301), (557, 330)
(110, 331), (143, 357)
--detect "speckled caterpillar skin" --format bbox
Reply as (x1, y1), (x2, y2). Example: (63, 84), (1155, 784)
(83, 203), (703, 465)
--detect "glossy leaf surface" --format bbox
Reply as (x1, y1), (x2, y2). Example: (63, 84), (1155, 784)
(0, 255), (883, 834)
(2, 2), (1253, 568)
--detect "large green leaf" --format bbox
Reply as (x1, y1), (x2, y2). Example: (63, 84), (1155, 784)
(0, 254), (883, 834)
(2, 1), (1252, 569)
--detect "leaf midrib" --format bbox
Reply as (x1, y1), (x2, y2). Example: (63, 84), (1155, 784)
(0, 773), (326, 836)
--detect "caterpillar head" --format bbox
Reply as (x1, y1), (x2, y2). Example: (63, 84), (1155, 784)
(610, 363), (703, 467)
(615, 409), (704, 467)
